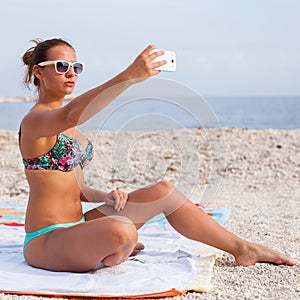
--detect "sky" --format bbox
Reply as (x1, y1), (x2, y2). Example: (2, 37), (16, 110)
(1, 0), (300, 97)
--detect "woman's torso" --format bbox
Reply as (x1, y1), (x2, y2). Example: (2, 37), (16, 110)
(19, 127), (93, 233)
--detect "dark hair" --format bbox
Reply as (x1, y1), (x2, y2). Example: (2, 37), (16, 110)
(22, 38), (75, 89)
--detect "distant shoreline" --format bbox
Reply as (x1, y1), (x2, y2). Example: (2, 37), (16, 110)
(1, 96), (299, 130)
(0, 97), (35, 103)
(0, 96), (75, 103)
(1, 95), (300, 103)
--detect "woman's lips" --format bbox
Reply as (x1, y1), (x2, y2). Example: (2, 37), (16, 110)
(65, 81), (75, 87)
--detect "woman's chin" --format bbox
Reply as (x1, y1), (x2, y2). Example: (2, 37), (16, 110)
(64, 87), (75, 95)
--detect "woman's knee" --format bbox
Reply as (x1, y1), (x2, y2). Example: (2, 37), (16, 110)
(153, 181), (186, 215)
(109, 218), (138, 249)
(102, 219), (138, 267)
(153, 180), (175, 197)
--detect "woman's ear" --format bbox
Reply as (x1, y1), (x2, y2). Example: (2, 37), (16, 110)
(33, 65), (43, 81)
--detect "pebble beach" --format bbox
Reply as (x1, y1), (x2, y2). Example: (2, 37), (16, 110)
(0, 127), (299, 300)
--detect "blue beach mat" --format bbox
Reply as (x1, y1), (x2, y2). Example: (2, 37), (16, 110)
(0, 203), (230, 227)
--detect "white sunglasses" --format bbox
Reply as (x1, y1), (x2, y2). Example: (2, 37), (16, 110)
(38, 60), (84, 75)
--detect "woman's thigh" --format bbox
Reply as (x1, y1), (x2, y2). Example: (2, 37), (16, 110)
(24, 216), (138, 272)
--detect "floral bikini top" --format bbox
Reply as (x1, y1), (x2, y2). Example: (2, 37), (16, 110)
(22, 133), (94, 172)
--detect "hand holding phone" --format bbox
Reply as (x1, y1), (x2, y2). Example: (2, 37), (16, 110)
(151, 49), (176, 72)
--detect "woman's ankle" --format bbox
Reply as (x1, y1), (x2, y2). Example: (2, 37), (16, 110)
(232, 240), (255, 266)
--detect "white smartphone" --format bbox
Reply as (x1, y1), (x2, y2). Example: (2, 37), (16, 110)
(151, 50), (176, 72)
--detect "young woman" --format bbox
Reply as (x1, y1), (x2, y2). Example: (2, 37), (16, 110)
(19, 38), (295, 272)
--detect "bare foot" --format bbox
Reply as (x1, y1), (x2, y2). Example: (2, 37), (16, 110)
(129, 242), (144, 257)
(234, 241), (296, 267)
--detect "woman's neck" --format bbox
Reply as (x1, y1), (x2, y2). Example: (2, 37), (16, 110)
(37, 89), (66, 109)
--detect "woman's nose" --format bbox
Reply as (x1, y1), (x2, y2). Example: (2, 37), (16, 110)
(66, 66), (76, 77)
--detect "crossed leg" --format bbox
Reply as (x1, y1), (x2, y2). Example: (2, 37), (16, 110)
(23, 216), (139, 272)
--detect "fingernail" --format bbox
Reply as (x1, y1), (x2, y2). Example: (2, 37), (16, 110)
(141, 245), (145, 250)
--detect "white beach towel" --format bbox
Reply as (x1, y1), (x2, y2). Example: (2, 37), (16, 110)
(0, 204), (230, 298)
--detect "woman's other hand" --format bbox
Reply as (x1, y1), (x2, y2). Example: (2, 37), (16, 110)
(104, 189), (129, 212)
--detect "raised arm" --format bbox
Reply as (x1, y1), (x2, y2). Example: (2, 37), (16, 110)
(65, 45), (166, 126)
(22, 45), (166, 138)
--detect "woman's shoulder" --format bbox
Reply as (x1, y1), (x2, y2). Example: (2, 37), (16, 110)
(20, 108), (42, 134)
(21, 106), (49, 124)
(21, 105), (71, 138)
(20, 108), (61, 143)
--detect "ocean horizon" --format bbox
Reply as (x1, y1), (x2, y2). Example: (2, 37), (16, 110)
(1, 95), (299, 131)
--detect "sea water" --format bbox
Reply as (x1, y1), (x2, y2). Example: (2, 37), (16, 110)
(0, 96), (299, 130)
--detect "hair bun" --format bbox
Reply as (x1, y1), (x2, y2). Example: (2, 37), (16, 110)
(22, 39), (43, 66)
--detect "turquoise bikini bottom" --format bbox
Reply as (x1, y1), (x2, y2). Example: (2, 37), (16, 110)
(24, 216), (86, 248)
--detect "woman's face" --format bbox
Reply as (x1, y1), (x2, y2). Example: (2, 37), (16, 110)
(36, 45), (80, 97)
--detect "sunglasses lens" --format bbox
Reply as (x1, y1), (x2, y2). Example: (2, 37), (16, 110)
(73, 63), (83, 74)
(56, 61), (69, 73)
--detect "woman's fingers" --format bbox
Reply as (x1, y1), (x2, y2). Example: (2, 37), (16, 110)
(142, 45), (166, 69)
(148, 49), (167, 70)
(110, 189), (128, 212)
(124, 45), (167, 81)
